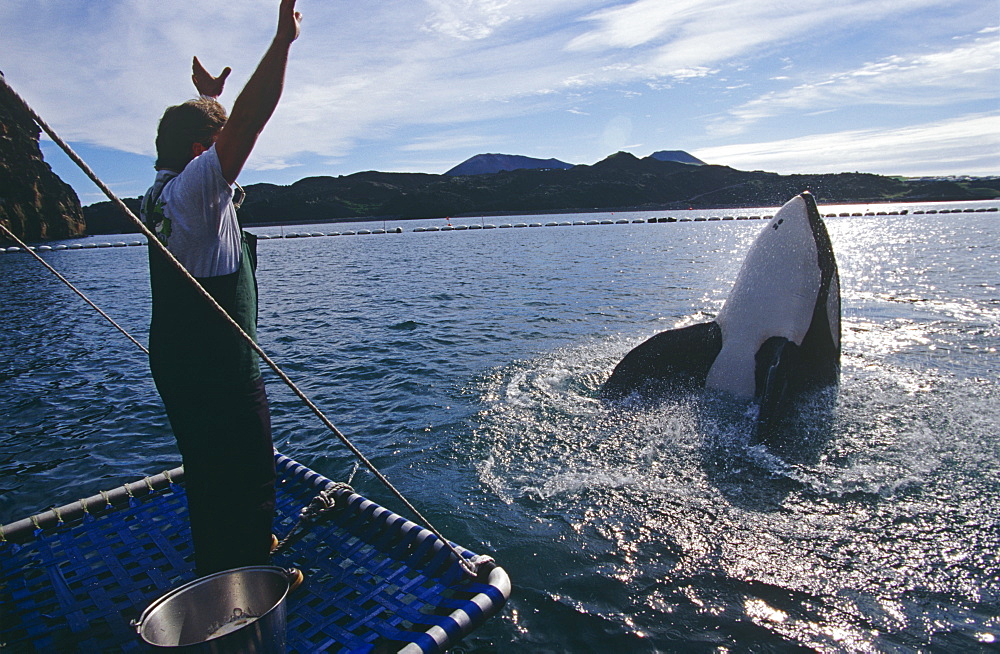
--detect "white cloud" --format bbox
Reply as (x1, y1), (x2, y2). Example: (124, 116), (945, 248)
(694, 113), (1000, 176)
(568, 0), (708, 51)
(247, 157), (302, 173)
(399, 132), (496, 152)
(3, 0), (995, 189)
(15, 0), (942, 164)
(713, 32), (1000, 135)
(566, 0), (947, 78)
(1, 1), (281, 155)
(422, 0), (518, 40)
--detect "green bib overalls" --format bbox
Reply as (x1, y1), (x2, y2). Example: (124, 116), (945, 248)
(145, 181), (275, 576)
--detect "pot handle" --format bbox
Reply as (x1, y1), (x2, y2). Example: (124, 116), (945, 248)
(283, 567), (303, 590)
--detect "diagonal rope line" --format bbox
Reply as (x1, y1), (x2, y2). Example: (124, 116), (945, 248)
(1, 74), (479, 577)
(0, 222), (149, 355)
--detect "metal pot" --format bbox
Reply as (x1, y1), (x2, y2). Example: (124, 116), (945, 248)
(134, 566), (295, 652)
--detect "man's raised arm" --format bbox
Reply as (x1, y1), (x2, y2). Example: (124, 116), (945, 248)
(215, 0), (301, 185)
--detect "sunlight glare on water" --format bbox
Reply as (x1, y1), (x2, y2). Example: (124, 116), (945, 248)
(466, 209), (999, 651)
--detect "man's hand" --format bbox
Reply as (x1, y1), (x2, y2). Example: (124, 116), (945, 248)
(276, 0), (301, 45)
(192, 57), (231, 98)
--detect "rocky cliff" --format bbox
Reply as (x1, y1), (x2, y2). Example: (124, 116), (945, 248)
(0, 76), (85, 243)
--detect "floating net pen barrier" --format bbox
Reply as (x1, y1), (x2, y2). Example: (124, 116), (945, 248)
(0, 451), (510, 652)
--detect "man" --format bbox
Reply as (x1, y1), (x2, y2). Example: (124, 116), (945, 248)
(140, 0), (301, 577)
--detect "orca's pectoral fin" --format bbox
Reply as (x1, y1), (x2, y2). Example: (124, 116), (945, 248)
(753, 336), (801, 440)
(601, 322), (722, 400)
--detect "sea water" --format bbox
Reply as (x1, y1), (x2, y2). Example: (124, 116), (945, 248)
(1, 201), (998, 651)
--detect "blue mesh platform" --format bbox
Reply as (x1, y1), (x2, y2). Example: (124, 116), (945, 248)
(0, 452), (510, 653)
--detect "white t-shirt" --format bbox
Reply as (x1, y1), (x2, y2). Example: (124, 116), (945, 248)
(142, 145), (241, 278)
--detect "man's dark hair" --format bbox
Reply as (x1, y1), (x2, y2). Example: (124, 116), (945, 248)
(155, 98), (228, 171)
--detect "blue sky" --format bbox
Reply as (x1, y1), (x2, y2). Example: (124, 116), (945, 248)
(3, 0), (998, 205)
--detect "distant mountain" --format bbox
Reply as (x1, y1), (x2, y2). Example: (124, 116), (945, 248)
(82, 197), (142, 235)
(224, 151), (998, 223)
(445, 150), (704, 177)
(446, 153), (574, 176)
(649, 150), (706, 166)
(79, 151), (1000, 233)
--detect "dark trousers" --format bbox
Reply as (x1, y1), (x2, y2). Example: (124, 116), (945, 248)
(156, 376), (276, 576)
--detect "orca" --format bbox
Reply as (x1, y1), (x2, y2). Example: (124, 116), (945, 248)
(601, 192), (840, 440)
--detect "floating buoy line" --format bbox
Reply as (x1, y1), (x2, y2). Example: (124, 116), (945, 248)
(4, 206), (996, 254)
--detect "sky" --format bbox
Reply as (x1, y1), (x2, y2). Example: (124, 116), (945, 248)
(3, 0), (998, 205)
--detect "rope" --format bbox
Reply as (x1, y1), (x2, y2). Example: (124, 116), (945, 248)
(272, 481), (354, 556)
(0, 74), (479, 577)
(0, 222), (149, 355)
